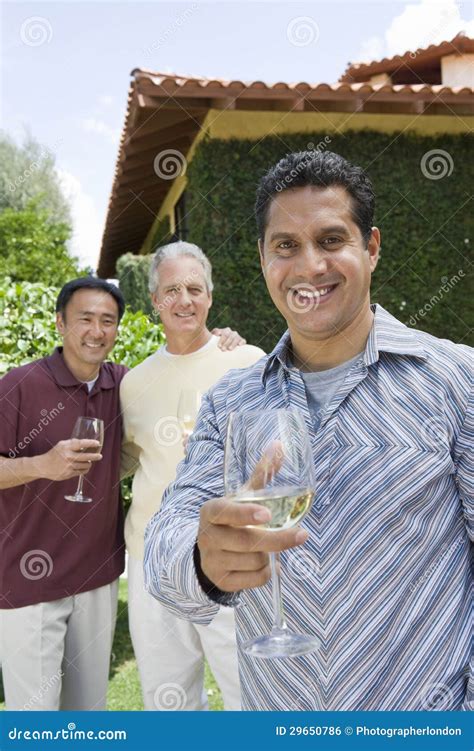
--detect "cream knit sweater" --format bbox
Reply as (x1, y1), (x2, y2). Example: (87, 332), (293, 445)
(120, 336), (265, 560)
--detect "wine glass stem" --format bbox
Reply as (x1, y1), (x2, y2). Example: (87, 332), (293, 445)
(270, 552), (287, 632)
(76, 474), (84, 498)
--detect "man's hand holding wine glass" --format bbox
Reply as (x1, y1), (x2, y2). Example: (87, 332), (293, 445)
(38, 438), (102, 482)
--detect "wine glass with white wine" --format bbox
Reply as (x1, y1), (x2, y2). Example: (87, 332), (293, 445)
(64, 416), (104, 503)
(177, 389), (202, 441)
(224, 408), (319, 658)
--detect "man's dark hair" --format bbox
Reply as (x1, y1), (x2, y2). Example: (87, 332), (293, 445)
(255, 150), (375, 244)
(56, 277), (125, 321)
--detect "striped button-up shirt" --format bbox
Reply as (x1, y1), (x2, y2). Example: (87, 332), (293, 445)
(144, 305), (473, 711)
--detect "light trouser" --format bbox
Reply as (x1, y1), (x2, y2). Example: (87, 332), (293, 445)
(0, 579), (118, 710)
(128, 555), (241, 711)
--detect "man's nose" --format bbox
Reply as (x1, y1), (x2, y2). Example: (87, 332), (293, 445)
(177, 288), (192, 306)
(294, 244), (329, 277)
(89, 320), (104, 338)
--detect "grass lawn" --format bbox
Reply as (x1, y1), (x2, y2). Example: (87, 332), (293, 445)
(0, 579), (224, 711)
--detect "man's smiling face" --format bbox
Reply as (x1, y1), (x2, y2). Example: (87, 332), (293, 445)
(151, 256), (212, 341)
(259, 184), (380, 344)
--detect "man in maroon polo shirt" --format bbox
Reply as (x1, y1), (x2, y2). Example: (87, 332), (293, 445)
(0, 277), (127, 710)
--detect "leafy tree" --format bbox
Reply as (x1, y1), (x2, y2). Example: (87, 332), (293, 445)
(0, 131), (71, 224)
(0, 201), (82, 284)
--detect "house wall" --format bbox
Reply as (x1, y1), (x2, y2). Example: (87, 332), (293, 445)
(140, 107), (473, 255)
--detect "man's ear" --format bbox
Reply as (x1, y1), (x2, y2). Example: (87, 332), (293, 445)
(367, 227), (381, 273)
(56, 311), (65, 335)
(258, 239), (265, 275)
(208, 292), (213, 310)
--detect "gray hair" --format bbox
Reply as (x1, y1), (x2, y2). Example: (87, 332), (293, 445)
(148, 241), (214, 294)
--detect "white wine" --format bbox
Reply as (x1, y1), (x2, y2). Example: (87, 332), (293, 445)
(234, 485), (313, 530)
(179, 419), (195, 435)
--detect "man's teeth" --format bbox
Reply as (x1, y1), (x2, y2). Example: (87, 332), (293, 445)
(296, 286), (334, 298)
(84, 343), (102, 348)
(176, 313), (193, 317)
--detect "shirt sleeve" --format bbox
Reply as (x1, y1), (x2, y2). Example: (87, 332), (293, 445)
(453, 382), (473, 711)
(453, 383), (474, 541)
(119, 378), (141, 480)
(0, 371), (21, 458)
(143, 387), (240, 623)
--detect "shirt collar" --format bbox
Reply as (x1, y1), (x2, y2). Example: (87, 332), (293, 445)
(44, 347), (116, 390)
(262, 304), (427, 383)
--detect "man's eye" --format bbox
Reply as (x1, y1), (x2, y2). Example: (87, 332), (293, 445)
(322, 237), (342, 247)
(277, 241), (295, 250)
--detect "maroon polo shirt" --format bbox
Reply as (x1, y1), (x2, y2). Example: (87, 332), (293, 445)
(0, 348), (127, 608)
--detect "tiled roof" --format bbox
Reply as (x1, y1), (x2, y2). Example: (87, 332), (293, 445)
(97, 60), (474, 278)
(340, 33), (474, 82)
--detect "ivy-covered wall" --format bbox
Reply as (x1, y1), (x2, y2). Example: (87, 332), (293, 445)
(185, 130), (473, 351)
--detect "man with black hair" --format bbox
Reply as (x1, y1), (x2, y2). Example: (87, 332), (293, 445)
(145, 151), (473, 711)
(0, 277), (127, 710)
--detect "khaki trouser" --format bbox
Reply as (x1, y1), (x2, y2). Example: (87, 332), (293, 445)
(128, 555), (241, 711)
(0, 579), (118, 710)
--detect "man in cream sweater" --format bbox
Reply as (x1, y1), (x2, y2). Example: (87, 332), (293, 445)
(120, 241), (265, 711)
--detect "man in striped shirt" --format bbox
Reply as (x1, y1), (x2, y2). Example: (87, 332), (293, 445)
(144, 150), (473, 711)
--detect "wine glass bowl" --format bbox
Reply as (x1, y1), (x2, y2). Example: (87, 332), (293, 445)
(224, 408), (319, 658)
(65, 417), (104, 503)
(177, 389), (202, 439)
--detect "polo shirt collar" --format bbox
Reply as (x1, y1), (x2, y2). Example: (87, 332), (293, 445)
(262, 303), (427, 383)
(44, 347), (116, 390)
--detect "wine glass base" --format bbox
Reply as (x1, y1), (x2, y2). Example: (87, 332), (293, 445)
(242, 630), (320, 659)
(64, 494), (93, 503)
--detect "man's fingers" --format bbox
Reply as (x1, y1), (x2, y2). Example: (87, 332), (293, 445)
(201, 519), (308, 553)
(70, 438), (101, 452)
(217, 550), (268, 572)
(205, 497), (272, 527)
(246, 440), (284, 491)
(213, 565), (272, 593)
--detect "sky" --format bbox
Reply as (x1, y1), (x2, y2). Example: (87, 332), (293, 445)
(2, 0), (473, 270)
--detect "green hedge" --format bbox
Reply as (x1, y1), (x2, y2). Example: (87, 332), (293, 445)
(185, 131), (473, 350)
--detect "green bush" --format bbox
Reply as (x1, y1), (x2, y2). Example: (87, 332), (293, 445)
(0, 201), (82, 285)
(186, 131), (473, 350)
